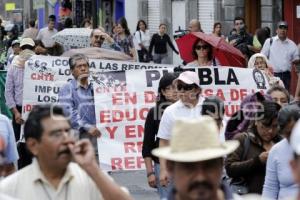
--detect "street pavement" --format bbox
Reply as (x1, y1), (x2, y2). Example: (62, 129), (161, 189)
(110, 170), (160, 200)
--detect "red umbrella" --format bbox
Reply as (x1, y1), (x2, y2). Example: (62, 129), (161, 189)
(176, 32), (246, 67)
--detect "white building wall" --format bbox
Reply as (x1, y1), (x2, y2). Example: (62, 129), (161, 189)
(125, 0), (138, 34)
(148, 0), (160, 34)
(198, 0), (215, 33)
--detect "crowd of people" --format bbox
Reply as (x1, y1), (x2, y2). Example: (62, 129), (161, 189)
(0, 12), (300, 200)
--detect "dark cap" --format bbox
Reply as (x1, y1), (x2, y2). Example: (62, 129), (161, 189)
(277, 21), (288, 28)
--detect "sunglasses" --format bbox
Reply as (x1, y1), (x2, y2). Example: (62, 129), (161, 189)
(278, 25), (287, 30)
(195, 45), (209, 50)
(177, 83), (196, 91)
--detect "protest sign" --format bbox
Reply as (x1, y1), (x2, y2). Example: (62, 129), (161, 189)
(23, 55), (269, 171)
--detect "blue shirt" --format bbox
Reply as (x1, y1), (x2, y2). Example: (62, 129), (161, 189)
(262, 138), (298, 199)
(0, 114), (19, 164)
(58, 79), (96, 131)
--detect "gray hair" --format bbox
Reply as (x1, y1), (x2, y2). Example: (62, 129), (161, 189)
(90, 28), (105, 38)
(68, 53), (89, 70)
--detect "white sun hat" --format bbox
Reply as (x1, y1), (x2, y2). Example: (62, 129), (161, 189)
(152, 116), (239, 162)
(174, 70), (200, 88)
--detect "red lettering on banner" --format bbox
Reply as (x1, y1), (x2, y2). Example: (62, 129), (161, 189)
(111, 158), (122, 170)
(31, 73), (54, 81)
(106, 126), (118, 139)
(230, 89), (251, 101)
(112, 92), (137, 105)
(125, 157), (135, 169)
(24, 104), (33, 112)
(124, 142), (135, 153)
(100, 110), (111, 123)
(225, 104), (240, 116)
(112, 110), (124, 122)
(137, 141), (143, 153)
(139, 108), (149, 120)
(99, 108), (150, 123)
(203, 89), (213, 96)
(95, 85), (127, 94)
(144, 91), (156, 103)
(136, 156), (144, 168)
(230, 89), (239, 101)
(240, 89), (247, 101)
(112, 93), (123, 105)
(124, 141), (143, 153)
(125, 125), (144, 138)
(216, 89), (225, 101)
(111, 156), (145, 170)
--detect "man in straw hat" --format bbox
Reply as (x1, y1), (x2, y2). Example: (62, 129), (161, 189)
(152, 117), (239, 200)
(157, 70), (205, 187)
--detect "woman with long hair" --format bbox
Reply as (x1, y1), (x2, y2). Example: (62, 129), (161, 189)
(142, 72), (178, 199)
(114, 17), (135, 57)
(225, 100), (282, 194)
(134, 20), (151, 62)
(212, 22), (224, 38)
(186, 38), (219, 67)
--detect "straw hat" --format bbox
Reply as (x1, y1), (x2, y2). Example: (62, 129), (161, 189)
(20, 38), (35, 47)
(152, 116), (239, 162)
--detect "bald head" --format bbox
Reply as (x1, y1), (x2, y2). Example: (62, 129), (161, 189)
(189, 19), (202, 32)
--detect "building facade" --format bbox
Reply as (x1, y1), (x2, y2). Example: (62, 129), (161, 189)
(125, 0), (284, 64)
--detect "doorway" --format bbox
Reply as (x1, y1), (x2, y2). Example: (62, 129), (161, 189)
(245, 0), (261, 35)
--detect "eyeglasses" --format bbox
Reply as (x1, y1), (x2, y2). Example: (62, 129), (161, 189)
(49, 128), (79, 140)
(177, 83), (196, 91)
(195, 45), (209, 50)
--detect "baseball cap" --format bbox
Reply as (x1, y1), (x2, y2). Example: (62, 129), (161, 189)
(11, 39), (20, 46)
(277, 21), (288, 28)
(20, 38), (35, 47)
(174, 71), (200, 88)
(290, 119), (300, 155)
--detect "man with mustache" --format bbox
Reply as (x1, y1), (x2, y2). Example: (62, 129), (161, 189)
(0, 105), (132, 200)
(152, 117), (240, 200)
(90, 28), (121, 51)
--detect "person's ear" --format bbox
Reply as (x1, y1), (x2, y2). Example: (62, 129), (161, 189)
(26, 138), (39, 156)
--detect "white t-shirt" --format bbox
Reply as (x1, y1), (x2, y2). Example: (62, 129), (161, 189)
(157, 96), (205, 140)
(134, 30), (151, 50)
(261, 36), (299, 72)
(36, 27), (58, 48)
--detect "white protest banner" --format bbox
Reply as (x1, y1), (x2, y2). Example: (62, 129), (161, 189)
(22, 55), (270, 171)
(22, 55), (170, 120)
(94, 67), (270, 171)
